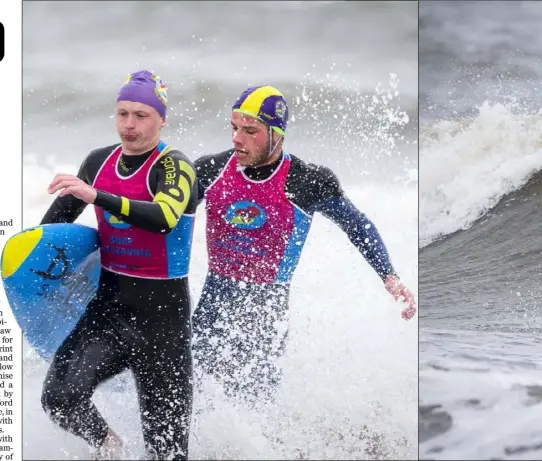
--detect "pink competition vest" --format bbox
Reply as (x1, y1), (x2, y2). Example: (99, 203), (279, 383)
(205, 153), (312, 284)
(93, 142), (194, 279)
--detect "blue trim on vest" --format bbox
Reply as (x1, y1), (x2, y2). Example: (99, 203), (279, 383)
(274, 206), (312, 283)
(156, 140), (167, 152)
(165, 214), (195, 278)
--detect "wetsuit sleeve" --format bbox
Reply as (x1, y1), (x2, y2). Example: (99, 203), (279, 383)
(194, 150), (232, 202)
(40, 159), (90, 225)
(193, 158), (206, 203)
(93, 150), (196, 234)
(313, 167), (397, 281)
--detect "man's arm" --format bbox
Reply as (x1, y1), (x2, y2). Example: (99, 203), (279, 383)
(93, 150), (196, 234)
(194, 150), (233, 203)
(298, 163), (415, 319)
(312, 167), (397, 281)
(40, 160), (90, 225)
(320, 196), (396, 280)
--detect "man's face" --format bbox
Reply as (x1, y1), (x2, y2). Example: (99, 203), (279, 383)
(230, 111), (275, 167)
(115, 101), (164, 154)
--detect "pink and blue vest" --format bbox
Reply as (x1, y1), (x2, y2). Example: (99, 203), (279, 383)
(93, 141), (194, 279)
(205, 153), (312, 284)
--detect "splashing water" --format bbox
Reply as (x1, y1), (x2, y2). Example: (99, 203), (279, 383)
(23, 71), (417, 460)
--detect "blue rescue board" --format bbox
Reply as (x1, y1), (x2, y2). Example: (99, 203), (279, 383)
(1, 223), (101, 360)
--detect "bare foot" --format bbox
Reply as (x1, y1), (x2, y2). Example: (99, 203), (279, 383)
(91, 429), (124, 460)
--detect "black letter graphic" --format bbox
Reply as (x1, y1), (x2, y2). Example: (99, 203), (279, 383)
(29, 244), (70, 280)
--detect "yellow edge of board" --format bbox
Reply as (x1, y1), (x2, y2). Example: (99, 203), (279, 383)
(1, 227), (44, 279)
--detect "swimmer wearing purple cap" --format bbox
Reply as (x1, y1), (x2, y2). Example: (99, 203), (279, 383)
(115, 70), (168, 155)
(41, 71), (197, 461)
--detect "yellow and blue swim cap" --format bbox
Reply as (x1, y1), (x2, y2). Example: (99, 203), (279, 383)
(232, 85), (288, 136)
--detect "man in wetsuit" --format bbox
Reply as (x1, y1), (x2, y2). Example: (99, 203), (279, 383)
(192, 85), (417, 404)
(39, 70), (197, 460)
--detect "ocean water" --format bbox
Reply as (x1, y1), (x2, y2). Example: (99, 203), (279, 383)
(22, 1), (418, 459)
(420, 1), (542, 459)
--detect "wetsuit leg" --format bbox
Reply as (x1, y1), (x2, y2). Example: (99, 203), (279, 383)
(192, 274), (233, 380)
(42, 265), (194, 459)
(193, 274), (289, 403)
(120, 276), (193, 461)
(41, 295), (129, 448)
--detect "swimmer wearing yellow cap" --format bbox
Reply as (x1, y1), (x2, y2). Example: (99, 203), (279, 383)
(191, 84), (417, 404)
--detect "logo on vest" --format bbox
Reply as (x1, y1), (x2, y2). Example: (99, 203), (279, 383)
(225, 201), (266, 229)
(104, 211), (131, 229)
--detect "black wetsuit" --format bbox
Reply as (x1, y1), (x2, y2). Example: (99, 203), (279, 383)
(192, 150), (397, 403)
(40, 143), (197, 460)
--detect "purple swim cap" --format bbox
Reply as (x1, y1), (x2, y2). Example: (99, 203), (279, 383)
(116, 70), (168, 119)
